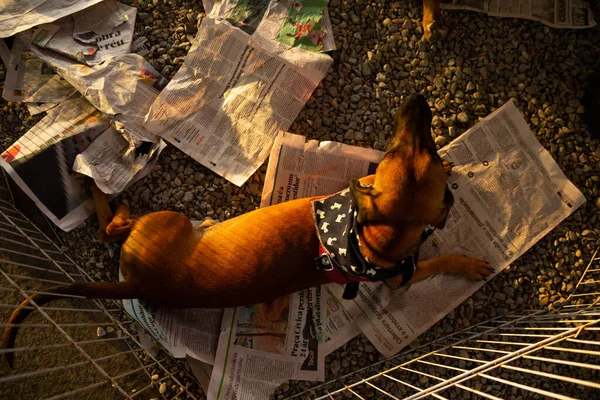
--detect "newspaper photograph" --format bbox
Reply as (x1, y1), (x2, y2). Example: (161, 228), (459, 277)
(0, 0), (103, 38)
(441, 0), (596, 29)
(144, 12), (332, 186)
(326, 101), (586, 357)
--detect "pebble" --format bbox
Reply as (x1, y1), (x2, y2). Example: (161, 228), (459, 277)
(96, 327), (107, 338)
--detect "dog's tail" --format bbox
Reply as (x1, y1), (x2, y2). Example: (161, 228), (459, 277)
(2, 281), (138, 368)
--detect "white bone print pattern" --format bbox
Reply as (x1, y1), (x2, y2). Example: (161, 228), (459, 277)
(335, 214), (347, 223)
(316, 210), (325, 219)
(330, 202), (342, 210)
(327, 237), (337, 245)
(366, 269), (376, 276)
(338, 248), (347, 256)
(321, 222), (330, 233)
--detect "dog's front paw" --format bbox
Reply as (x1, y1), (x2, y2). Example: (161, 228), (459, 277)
(442, 159), (454, 175)
(423, 20), (447, 41)
(438, 254), (494, 280)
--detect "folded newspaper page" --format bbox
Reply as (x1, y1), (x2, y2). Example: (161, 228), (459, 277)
(441, 0), (596, 29)
(0, 0), (103, 38)
(323, 101), (586, 357)
(144, 12), (332, 186)
(0, 95), (110, 230)
(23, 41), (168, 143)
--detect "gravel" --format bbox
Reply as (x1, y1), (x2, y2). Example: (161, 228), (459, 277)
(1, 0), (600, 399)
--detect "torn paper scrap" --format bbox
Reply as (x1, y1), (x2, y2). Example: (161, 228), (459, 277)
(0, 0), (103, 38)
(72, 128), (163, 195)
(144, 17), (332, 186)
(327, 101), (586, 357)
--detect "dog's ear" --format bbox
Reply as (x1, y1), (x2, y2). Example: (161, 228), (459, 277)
(349, 178), (381, 224)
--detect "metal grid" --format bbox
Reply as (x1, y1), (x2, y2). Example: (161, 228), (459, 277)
(288, 250), (600, 400)
(0, 172), (202, 400)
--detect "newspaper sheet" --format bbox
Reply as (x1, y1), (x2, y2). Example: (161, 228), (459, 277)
(441, 0), (596, 29)
(0, 94), (165, 231)
(0, 0), (103, 38)
(144, 15), (332, 186)
(1, 38), (76, 105)
(323, 101), (586, 357)
(24, 42), (168, 143)
(72, 128), (164, 195)
(207, 291), (324, 400)
(122, 297), (224, 364)
(16, 1), (136, 65)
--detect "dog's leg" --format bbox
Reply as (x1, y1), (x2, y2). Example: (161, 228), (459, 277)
(385, 254), (493, 288)
(422, 0), (441, 40)
(105, 204), (133, 240)
(91, 183), (114, 243)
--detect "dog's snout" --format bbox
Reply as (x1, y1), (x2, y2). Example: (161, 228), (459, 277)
(401, 94), (429, 115)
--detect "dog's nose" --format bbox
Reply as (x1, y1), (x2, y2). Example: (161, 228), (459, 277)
(402, 94), (429, 114)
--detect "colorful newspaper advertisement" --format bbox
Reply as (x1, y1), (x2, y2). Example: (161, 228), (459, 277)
(325, 101), (586, 357)
(143, 8), (333, 186)
(0, 0), (103, 38)
(441, 0), (596, 29)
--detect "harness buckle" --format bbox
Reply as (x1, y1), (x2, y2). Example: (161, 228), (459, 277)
(315, 253), (334, 271)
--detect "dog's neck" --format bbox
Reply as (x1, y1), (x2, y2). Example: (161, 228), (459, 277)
(356, 223), (424, 269)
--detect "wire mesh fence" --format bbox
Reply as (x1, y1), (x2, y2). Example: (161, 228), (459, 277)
(286, 249), (600, 400)
(1, 168), (599, 400)
(0, 172), (202, 400)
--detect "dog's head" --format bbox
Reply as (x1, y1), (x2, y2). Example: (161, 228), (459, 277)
(349, 94), (453, 259)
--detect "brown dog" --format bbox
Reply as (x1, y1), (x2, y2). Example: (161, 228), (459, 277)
(2, 95), (493, 366)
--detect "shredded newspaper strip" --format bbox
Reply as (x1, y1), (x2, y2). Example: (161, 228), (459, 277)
(0, 0), (103, 38)
(144, 0), (333, 186)
(441, 0), (596, 29)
